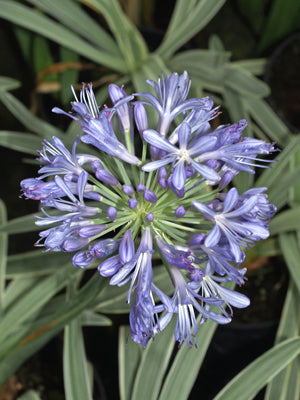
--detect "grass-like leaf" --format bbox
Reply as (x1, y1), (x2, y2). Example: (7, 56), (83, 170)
(265, 281), (300, 400)
(0, 200), (7, 314)
(0, 273), (104, 386)
(213, 337), (300, 400)
(0, 76), (21, 91)
(0, 0), (126, 72)
(157, 0), (226, 59)
(159, 319), (217, 400)
(63, 317), (93, 400)
(119, 326), (143, 400)
(279, 233), (300, 294)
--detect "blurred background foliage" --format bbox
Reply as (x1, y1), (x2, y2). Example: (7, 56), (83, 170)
(0, 0), (299, 399)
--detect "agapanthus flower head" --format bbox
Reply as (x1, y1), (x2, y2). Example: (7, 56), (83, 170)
(21, 72), (277, 347)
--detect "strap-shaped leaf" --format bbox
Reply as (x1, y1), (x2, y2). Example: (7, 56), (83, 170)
(0, 263), (78, 344)
(119, 326), (143, 400)
(246, 97), (292, 146)
(270, 207), (300, 235)
(279, 233), (300, 294)
(159, 319), (217, 400)
(79, 0), (148, 71)
(0, 76), (21, 92)
(17, 390), (42, 400)
(0, 273), (104, 386)
(6, 250), (71, 278)
(0, 131), (43, 154)
(265, 281), (300, 400)
(157, 0), (226, 59)
(131, 318), (176, 400)
(223, 65), (270, 98)
(255, 135), (300, 189)
(63, 317), (93, 400)
(0, 200), (7, 314)
(0, 91), (62, 138)
(27, 0), (119, 55)
(213, 337), (300, 400)
(0, 0), (126, 71)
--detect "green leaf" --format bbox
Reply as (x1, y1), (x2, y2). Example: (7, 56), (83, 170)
(265, 281), (300, 400)
(170, 49), (229, 83)
(6, 250), (71, 278)
(231, 59), (267, 76)
(33, 35), (57, 81)
(59, 47), (79, 105)
(0, 200), (7, 314)
(27, 0), (119, 55)
(223, 65), (270, 98)
(17, 390), (42, 400)
(159, 319), (217, 400)
(131, 318), (176, 400)
(0, 131), (43, 154)
(246, 97), (292, 146)
(279, 233), (300, 294)
(0, 0), (126, 72)
(256, 136), (300, 189)
(0, 273), (104, 386)
(3, 277), (40, 310)
(80, 309), (111, 327)
(119, 326), (143, 400)
(157, 0), (226, 59)
(63, 317), (93, 400)
(214, 337), (300, 400)
(0, 213), (40, 234)
(0, 76), (21, 91)
(268, 166), (300, 209)
(0, 91), (62, 138)
(79, 0), (148, 71)
(0, 263), (78, 344)
(270, 207), (300, 235)
(258, 0), (300, 53)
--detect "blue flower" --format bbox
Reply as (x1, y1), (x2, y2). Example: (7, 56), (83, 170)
(142, 122), (220, 190)
(135, 71), (211, 136)
(193, 187), (273, 262)
(153, 266), (231, 347)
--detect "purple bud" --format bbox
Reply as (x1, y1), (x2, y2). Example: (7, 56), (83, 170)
(108, 84), (131, 132)
(158, 167), (168, 189)
(206, 159), (222, 169)
(63, 237), (89, 252)
(83, 191), (102, 201)
(98, 255), (121, 277)
(150, 145), (160, 160)
(107, 206), (117, 221)
(188, 233), (206, 246)
(143, 189), (157, 203)
(123, 185), (135, 196)
(78, 224), (107, 238)
(146, 213), (154, 222)
(95, 168), (119, 186)
(72, 250), (94, 268)
(90, 239), (119, 258)
(156, 237), (192, 269)
(185, 165), (195, 178)
(168, 176), (185, 198)
(219, 170), (234, 190)
(90, 160), (103, 172)
(134, 103), (148, 137)
(128, 198), (138, 209)
(119, 230), (134, 264)
(189, 268), (204, 282)
(137, 183), (145, 192)
(175, 205), (186, 218)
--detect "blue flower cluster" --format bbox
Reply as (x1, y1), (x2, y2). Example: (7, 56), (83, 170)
(21, 72), (276, 347)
